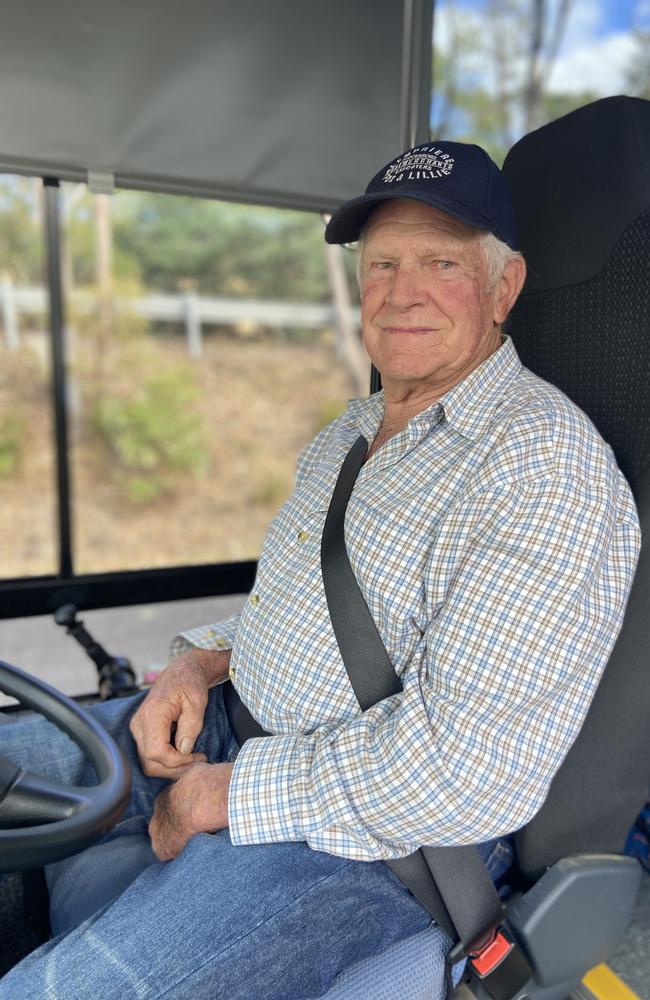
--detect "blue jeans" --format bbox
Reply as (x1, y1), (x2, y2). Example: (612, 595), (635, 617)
(0, 688), (512, 999)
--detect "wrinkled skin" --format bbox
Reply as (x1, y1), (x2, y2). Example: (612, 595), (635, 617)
(359, 200), (526, 456)
(129, 648), (233, 859)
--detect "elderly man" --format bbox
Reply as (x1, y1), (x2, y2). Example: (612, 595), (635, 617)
(0, 142), (640, 999)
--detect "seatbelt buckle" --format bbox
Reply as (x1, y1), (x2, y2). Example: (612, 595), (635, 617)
(449, 925), (533, 999)
(468, 928), (515, 978)
(447, 924), (500, 967)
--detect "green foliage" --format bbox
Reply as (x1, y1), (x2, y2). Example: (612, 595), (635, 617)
(540, 90), (602, 129)
(70, 278), (150, 347)
(69, 281), (209, 503)
(92, 367), (208, 503)
(0, 177), (42, 284)
(0, 343), (46, 479)
(313, 398), (347, 434)
(250, 469), (290, 508)
(110, 194), (330, 302)
(0, 411), (24, 477)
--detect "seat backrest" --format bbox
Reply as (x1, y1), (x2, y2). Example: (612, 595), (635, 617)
(502, 96), (650, 880)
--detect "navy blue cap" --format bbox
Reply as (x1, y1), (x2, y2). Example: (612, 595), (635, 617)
(325, 141), (518, 249)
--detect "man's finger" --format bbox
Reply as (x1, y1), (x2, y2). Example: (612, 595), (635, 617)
(142, 752), (207, 780)
(133, 702), (202, 771)
(137, 704), (184, 766)
(174, 699), (207, 757)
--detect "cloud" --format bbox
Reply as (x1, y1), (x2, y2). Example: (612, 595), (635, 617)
(552, 0), (603, 48)
(547, 31), (638, 93)
(433, 0), (640, 96)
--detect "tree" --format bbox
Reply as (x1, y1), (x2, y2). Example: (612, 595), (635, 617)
(625, 30), (650, 100)
(109, 194), (331, 302)
(431, 0), (588, 163)
(519, 0), (574, 132)
(0, 177), (42, 284)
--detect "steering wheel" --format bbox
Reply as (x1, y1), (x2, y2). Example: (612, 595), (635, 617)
(0, 660), (131, 873)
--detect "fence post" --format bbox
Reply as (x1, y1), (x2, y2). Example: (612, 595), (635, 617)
(0, 273), (19, 351)
(183, 290), (203, 359)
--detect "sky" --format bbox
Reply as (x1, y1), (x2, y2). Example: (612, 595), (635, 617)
(434, 0), (649, 97)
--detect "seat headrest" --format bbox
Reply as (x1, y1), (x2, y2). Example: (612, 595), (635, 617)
(502, 96), (650, 295)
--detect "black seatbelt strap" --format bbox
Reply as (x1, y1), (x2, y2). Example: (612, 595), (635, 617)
(222, 675), (268, 742)
(320, 435), (532, 997)
(320, 435), (402, 709)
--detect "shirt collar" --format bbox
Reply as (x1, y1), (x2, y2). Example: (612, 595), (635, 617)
(347, 389), (385, 442)
(440, 336), (522, 441)
(346, 336), (523, 444)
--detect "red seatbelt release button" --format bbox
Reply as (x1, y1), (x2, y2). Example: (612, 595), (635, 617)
(469, 929), (514, 978)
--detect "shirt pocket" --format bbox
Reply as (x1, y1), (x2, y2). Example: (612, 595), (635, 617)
(260, 461), (338, 556)
(283, 463), (338, 520)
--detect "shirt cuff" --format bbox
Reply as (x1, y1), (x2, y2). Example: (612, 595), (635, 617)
(228, 732), (306, 845)
(170, 613), (241, 659)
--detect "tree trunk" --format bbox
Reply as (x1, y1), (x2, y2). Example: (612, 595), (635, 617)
(324, 243), (369, 397)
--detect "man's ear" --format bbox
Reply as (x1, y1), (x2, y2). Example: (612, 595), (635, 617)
(493, 256), (527, 325)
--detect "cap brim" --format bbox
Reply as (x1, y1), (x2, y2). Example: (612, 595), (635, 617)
(324, 189), (509, 246)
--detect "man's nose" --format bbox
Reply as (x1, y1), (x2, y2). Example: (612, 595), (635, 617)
(385, 267), (426, 308)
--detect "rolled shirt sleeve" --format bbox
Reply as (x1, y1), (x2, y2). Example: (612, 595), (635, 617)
(229, 474), (640, 860)
(170, 613), (242, 660)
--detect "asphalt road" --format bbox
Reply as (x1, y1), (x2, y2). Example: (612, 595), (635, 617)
(0, 594), (247, 705)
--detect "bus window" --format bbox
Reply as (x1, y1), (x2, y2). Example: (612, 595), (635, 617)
(2, 181), (366, 578)
(0, 175), (57, 579)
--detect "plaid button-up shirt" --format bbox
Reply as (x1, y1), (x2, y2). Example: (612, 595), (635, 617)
(173, 337), (640, 861)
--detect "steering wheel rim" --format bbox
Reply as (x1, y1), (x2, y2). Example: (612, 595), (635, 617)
(0, 659), (132, 872)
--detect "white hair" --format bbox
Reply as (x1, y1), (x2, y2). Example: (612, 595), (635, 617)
(355, 221), (523, 290)
(477, 231), (523, 287)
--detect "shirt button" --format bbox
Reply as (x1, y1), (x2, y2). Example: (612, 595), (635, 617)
(229, 664), (237, 681)
(297, 530), (308, 542)
(249, 593), (260, 606)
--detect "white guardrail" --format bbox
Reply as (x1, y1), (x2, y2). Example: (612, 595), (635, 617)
(0, 279), (361, 359)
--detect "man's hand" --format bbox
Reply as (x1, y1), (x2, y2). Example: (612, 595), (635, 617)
(129, 648), (230, 779)
(148, 761), (234, 861)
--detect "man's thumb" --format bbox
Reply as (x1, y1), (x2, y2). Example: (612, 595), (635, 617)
(175, 706), (204, 756)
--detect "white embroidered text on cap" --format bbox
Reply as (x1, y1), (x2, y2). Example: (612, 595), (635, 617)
(383, 147), (455, 185)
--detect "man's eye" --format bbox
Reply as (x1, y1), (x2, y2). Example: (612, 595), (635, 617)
(436, 260), (456, 270)
(371, 261), (395, 270)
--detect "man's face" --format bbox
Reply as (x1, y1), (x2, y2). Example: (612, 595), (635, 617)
(358, 199), (522, 397)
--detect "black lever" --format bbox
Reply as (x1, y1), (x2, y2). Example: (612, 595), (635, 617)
(54, 604), (139, 700)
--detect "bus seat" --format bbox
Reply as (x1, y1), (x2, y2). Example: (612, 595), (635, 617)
(319, 95), (650, 1000)
(504, 94), (650, 879)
